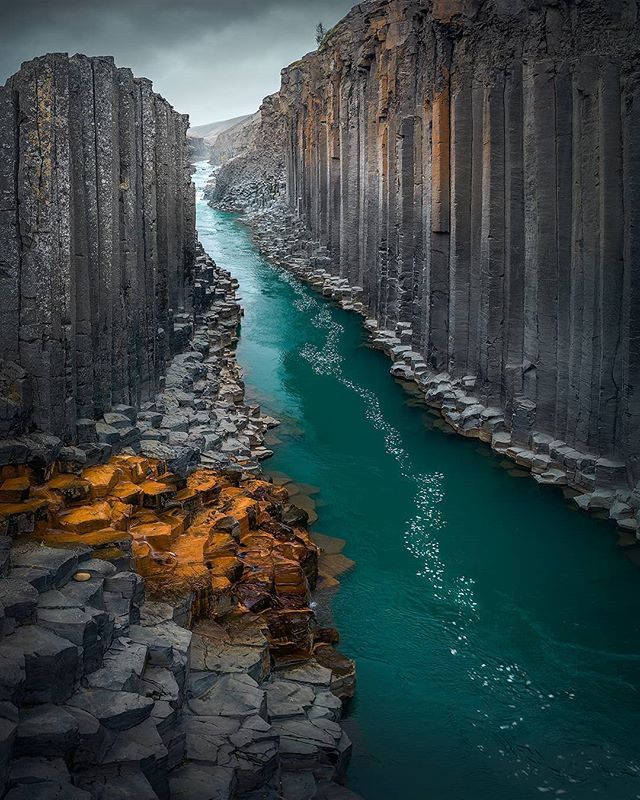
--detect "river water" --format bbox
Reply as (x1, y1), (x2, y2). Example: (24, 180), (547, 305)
(194, 162), (640, 800)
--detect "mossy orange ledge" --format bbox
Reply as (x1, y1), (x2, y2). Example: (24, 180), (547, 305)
(0, 454), (329, 666)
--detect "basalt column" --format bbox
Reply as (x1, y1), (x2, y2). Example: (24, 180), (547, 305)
(0, 54), (196, 441)
(262, 0), (640, 486)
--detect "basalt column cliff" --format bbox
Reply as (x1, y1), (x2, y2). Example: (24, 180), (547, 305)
(0, 54), (196, 442)
(214, 0), (640, 495)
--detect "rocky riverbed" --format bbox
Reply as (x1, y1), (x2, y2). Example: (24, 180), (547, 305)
(0, 241), (359, 799)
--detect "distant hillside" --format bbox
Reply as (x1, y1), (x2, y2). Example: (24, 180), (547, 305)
(187, 115), (252, 146)
(209, 111), (261, 166)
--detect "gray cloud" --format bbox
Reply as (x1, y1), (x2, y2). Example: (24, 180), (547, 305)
(0, 0), (354, 124)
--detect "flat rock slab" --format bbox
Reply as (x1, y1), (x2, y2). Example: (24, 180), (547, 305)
(190, 634), (268, 683)
(310, 532), (346, 555)
(8, 567), (54, 593)
(277, 661), (332, 688)
(62, 705), (108, 765)
(97, 773), (159, 800)
(36, 607), (98, 647)
(79, 559), (117, 578)
(138, 600), (183, 627)
(11, 544), (89, 587)
(103, 572), (144, 602)
(308, 690), (342, 722)
(84, 639), (148, 692)
(128, 622), (192, 668)
(59, 576), (105, 609)
(280, 771), (319, 800)
(37, 589), (84, 611)
(99, 717), (167, 768)
(8, 755), (70, 786)
(273, 717), (351, 780)
(187, 673), (266, 720)
(180, 713), (238, 763)
(140, 665), (180, 705)
(274, 717), (344, 752)
(0, 652), (25, 702)
(4, 782), (91, 799)
(169, 763), (236, 800)
(265, 679), (315, 719)
(181, 712), (278, 793)
(67, 688), (154, 731)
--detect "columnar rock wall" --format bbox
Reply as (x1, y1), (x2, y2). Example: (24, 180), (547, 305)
(218, 0), (640, 486)
(0, 54), (196, 443)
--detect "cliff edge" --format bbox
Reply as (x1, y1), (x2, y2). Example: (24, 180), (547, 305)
(212, 0), (640, 500)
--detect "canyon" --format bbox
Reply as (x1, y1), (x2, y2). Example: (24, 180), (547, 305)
(1, 0), (640, 798)
(212, 0), (640, 513)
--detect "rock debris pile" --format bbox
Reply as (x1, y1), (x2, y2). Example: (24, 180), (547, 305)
(1, 244), (274, 480)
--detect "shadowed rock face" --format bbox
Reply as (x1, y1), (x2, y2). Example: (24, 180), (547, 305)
(211, 93), (286, 211)
(213, 0), (640, 487)
(0, 54), (196, 442)
(208, 111), (261, 167)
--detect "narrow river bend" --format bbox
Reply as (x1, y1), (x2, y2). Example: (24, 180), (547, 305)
(194, 162), (640, 800)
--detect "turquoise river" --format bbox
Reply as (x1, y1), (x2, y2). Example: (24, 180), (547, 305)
(194, 162), (640, 800)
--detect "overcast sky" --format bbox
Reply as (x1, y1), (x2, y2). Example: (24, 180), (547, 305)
(0, 0), (354, 125)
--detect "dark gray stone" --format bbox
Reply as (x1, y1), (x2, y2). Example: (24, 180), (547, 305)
(0, 625), (79, 703)
(67, 688), (154, 731)
(168, 763), (236, 800)
(0, 580), (38, 625)
(15, 705), (79, 757)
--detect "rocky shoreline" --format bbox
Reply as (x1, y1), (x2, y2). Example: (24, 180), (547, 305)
(214, 197), (640, 543)
(0, 240), (360, 799)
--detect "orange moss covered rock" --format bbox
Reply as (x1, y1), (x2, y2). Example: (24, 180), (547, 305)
(3, 453), (321, 662)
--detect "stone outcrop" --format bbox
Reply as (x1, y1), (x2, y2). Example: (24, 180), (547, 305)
(211, 0), (640, 498)
(187, 135), (210, 161)
(0, 230), (358, 797)
(188, 116), (253, 150)
(0, 454), (355, 799)
(0, 54), (196, 443)
(209, 95), (285, 212)
(209, 112), (260, 167)
(0, 48), (361, 800)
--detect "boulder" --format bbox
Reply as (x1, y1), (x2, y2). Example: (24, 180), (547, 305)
(67, 688), (154, 731)
(0, 626), (78, 703)
(15, 705), (79, 757)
